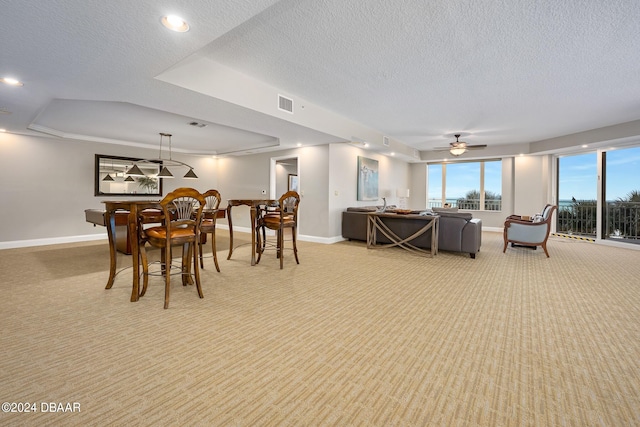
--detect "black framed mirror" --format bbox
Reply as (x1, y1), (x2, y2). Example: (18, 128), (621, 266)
(95, 154), (163, 196)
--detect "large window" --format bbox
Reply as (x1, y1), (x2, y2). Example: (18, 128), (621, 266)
(556, 146), (640, 243)
(427, 160), (502, 210)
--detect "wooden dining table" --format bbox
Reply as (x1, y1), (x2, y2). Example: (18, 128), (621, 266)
(226, 199), (276, 265)
(102, 200), (161, 302)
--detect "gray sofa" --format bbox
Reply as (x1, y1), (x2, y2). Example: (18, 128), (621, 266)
(341, 206), (482, 258)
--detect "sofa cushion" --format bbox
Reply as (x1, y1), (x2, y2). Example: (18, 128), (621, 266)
(432, 207), (459, 213)
(436, 211), (473, 221)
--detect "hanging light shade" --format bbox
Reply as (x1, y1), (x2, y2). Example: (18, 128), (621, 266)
(449, 146), (467, 156)
(126, 164), (146, 176)
(157, 166), (174, 178)
(102, 173), (115, 181)
(183, 168), (198, 179)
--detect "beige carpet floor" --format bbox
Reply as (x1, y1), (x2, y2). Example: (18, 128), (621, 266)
(1, 231), (639, 426)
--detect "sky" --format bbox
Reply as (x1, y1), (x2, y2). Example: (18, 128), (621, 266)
(559, 146), (640, 201)
(427, 161), (502, 201)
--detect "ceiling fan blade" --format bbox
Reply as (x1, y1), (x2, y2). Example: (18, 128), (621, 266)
(466, 144), (487, 150)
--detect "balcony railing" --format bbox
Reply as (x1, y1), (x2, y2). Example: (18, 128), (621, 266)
(557, 200), (640, 242)
(428, 199), (502, 211)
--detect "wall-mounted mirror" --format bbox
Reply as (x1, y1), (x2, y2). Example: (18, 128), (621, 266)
(95, 154), (163, 196)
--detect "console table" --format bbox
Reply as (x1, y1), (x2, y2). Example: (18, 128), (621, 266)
(366, 212), (439, 257)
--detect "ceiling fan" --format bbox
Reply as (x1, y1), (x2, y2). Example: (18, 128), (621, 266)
(436, 134), (487, 156)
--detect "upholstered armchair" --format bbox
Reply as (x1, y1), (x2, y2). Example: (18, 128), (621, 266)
(503, 204), (557, 257)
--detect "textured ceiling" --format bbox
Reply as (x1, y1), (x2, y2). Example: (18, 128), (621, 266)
(1, 0), (640, 157)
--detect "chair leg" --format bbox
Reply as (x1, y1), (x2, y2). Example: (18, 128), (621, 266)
(182, 243), (195, 286)
(292, 226), (299, 264)
(164, 244), (172, 309)
(199, 234), (205, 269)
(211, 230), (220, 272)
(279, 228), (284, 269)
(139, 243), (149, 297)
(256, 225), (263, 264)
(192, 241), (204, 299)
(542, 242), (550, 258)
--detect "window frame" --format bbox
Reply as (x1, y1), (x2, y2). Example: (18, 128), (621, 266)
(427, 159), (502, 211)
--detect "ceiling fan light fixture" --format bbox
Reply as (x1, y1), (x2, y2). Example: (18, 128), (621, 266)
(449, 134), (467, 156)
(449, 146), (467, 156)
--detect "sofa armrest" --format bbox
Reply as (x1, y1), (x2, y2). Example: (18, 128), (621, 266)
(460, 218), (482, 257)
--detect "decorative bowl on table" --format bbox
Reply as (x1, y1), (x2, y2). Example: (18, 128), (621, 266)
(393, 209), (414, 215)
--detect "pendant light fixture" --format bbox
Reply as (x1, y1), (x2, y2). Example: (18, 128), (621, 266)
(126, 133), (198, 179)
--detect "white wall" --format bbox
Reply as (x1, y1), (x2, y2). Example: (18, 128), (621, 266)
(0, 133), (218, 248)
(327, 143), (410, 238)
(214, 145), (330, 239)
(514, 155), (549, 215)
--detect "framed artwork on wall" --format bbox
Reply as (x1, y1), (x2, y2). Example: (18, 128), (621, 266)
(288, 174), (299, 192)
(357, 156), (379, 201)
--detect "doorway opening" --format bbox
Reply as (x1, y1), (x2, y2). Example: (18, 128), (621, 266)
(270, 156), (299, 199)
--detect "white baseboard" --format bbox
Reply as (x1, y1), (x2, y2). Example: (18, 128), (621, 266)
(0, 233), (107, 250)
(0, 229), (343, 250)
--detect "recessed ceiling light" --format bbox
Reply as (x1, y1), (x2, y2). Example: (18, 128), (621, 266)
(1, 77), (23, 87)
(161, 15), (189, 32)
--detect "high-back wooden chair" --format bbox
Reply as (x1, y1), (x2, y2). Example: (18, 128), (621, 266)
(198, 189), (222, 271)
(256, 191), (300, 269)
(138, 187), (206, 308)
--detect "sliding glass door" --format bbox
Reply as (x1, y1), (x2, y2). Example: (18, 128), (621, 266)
(603, 146), (640, 242)
(557, 146), (640, 244)
(557, 153), (597, 237)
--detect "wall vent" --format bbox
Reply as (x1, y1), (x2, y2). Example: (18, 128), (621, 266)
(382, 136), (390, 147)
(278, 95), (294, 113)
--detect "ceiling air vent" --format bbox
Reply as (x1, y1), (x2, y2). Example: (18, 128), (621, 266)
(383, 136), (390, 147)
(278, 95), (294, 114)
